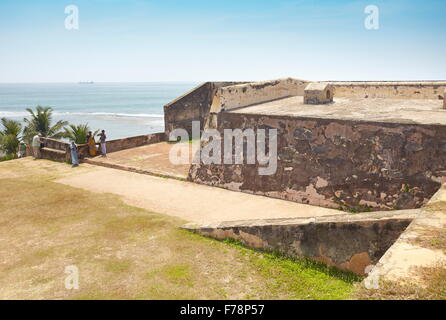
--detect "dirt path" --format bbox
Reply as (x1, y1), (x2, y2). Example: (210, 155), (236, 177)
(55, 165), (340, 223)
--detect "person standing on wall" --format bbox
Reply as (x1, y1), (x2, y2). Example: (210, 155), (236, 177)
(31, 133), (42, 159)
(99, 130), (107, 157)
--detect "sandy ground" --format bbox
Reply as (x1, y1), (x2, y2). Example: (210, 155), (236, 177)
(55, 164), (340, 223)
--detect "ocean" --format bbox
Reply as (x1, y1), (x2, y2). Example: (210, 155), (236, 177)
(0, 82), (198, 140)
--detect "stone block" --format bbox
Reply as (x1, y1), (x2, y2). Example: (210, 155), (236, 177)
(304, 82), (334, 105)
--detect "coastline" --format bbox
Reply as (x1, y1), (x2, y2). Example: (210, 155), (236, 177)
(0, 82), (197, 140)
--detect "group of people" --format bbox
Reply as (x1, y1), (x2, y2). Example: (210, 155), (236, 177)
(86, 130), (107, 157)
(70, 130), (107, 167)
(28, 130), (108, 168)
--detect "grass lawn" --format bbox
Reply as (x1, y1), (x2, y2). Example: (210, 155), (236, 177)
(0, 158), (360, 300)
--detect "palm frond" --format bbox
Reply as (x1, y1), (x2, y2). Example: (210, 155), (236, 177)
(23, 106), (68, 139)
(64, 123), (92, 144)
(0, 118), (22, 137)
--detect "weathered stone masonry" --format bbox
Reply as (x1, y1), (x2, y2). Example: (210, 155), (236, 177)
(189, 112), (446, 211)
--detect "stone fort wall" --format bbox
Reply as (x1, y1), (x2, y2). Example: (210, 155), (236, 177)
(165, 78), (446, 210)
(164, 79), (446, 137)
(188, 111), (446, 211)
(164, 81), (246, 137)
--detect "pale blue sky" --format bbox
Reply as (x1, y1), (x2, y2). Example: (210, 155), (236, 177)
(0, 0), (445, 82)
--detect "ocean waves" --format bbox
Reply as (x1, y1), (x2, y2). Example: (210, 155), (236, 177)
(0, 111), (164, 119)
(0, 82), (196, 139)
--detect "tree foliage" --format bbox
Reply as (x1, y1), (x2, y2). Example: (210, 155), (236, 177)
(23, 106), (68, 142)
(0, 117), (22, 157)
(64, 124), (98, 144)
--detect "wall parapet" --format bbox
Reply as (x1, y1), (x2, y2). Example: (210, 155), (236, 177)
(105, 132), (166, 153)
(183, 209), (417, 275)
(327, 81), (446, 100)
(31, 132), (166, 162)
(42, 137), (69, 151)
(210, 78), (309, 113)
(164, 81), (246, 137)
(38, 137), (70, 162)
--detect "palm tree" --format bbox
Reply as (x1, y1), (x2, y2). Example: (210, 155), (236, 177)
(64, 124), (98, 144)
(23, 106), (68, 142)
(0, 118), (22, 157)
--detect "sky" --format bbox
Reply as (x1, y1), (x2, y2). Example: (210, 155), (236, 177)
(0, 0), (445, 83)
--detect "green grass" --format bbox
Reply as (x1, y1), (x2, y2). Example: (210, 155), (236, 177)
(104, 259), (132, 274)
(0, 154), (17, 162)
(162, 264), (191, 281)
(221, 238), (361, 300)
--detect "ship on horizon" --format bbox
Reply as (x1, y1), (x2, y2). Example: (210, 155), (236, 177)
(78, 81), (94, 84)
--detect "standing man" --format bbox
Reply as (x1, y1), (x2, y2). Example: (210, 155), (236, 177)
(99, 130), (107, 157)
(32, 133), (42, 159)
